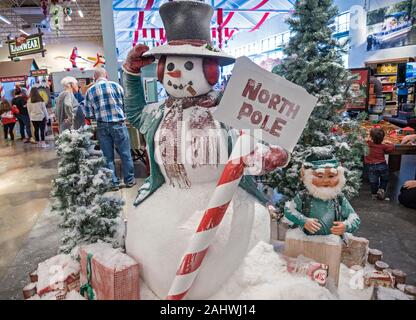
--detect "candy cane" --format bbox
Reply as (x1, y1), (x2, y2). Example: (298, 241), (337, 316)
(167, 133), (254, 300)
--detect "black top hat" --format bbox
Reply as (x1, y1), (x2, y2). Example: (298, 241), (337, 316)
(144, 0), (235, 66)
(160, 0), (213, 43)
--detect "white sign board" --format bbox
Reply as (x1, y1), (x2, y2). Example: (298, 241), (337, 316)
(215, 57), (317, 152)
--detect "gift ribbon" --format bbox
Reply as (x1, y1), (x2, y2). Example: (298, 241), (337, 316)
(80, 253), (95, 300)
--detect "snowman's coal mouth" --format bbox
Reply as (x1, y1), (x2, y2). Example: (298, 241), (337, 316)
(167, 80), (193, 90)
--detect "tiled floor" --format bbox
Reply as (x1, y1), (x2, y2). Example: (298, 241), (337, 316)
(0, 137), (57, 282)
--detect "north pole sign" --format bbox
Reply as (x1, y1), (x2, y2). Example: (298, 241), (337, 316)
(215, 57), (317, 152)
(7, 33), (46, 59)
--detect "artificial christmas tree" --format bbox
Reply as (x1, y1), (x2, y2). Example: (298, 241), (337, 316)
(268, 0), (367, 211)
(50, 127), (124, 253)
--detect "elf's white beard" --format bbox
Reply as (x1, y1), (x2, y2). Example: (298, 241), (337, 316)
(303, 167), (346, 201)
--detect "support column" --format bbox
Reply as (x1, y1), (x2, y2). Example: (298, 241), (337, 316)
(100, 0), (118, 82)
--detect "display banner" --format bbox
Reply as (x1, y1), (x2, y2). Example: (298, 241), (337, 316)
(31, 69), (48, 76)
(8, 33), (46, 59)
(366, 0), (415, 51)
(345, 68), (369, 110)
(214, 56), (317, 152)
(0, 76), (26, 83)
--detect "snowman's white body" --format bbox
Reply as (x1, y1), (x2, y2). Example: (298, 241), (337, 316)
(125, 56), (270, 299)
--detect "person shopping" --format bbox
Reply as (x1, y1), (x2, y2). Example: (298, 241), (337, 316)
(1, 99), (19, 143)
(27, 87), (49, 148)
(85, 68), (136, 191)
(11, 86), (33, 143)
(364, 127), (395, 200)
(56, 76), (79, 133)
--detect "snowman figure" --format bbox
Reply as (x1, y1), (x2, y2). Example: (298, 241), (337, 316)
(122, 0), (289, 299)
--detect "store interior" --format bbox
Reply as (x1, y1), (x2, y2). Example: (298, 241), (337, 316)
(0, 0), (415, 301)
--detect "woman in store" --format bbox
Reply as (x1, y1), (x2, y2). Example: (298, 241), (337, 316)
(0, 99), (19, 144)
(27, 87), (49, 148)
(55, 76), (80, 132)
(12, 86), (34, 143)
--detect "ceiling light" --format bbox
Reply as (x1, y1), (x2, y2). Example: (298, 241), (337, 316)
(0, 15), (11, 25)
(78, 10), (84, 18)
(19, 29), (30, 36)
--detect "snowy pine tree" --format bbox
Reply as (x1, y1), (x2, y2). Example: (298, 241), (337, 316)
(51, 127), (125, 253)
(267, 0), (367, 211)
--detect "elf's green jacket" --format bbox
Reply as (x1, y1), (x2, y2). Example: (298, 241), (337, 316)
(123, 72), (270, 207)
(284, 193), (360, 235)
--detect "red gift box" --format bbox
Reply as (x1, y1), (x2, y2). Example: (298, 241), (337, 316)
(80, 243), (140, 300)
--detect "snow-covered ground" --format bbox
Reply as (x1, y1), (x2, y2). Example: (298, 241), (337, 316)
(139, 241), (375, 300)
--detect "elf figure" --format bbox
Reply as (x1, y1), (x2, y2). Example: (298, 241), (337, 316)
(122, 0), (289, 299)
(93, 53), (105, 68)
(69, 47), (80, 68)
(284, 148), (360, 236)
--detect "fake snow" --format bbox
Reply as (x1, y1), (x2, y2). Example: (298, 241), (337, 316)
(81, 242), (137, 272)
(208, 242), (334, 300)
(23, 282), (37, 291)
(37, 254), (80, 295)
(286, 227), (342, 246)
(374, 286), (413, 300)
(65, 290), (86, 300)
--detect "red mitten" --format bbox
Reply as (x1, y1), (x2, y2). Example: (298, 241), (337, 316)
(244, 144), (289, 176)
(123, 44), (155, 75)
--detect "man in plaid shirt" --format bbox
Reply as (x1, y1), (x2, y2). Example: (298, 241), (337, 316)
(85, 68), (136, 191)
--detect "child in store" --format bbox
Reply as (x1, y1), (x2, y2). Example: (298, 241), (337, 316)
(364, 127), (395, 200)
(0, 99), (20, 144)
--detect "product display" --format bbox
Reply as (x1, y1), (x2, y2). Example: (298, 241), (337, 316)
(1, 0), (415, 304)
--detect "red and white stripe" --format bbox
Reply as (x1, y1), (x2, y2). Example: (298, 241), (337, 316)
(166, 133), (254, 300)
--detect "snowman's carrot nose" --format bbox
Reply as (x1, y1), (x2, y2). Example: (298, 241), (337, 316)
(166, 70), (182, 78)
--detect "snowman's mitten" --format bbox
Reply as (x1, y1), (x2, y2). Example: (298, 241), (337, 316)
(243, 144), (290, 176)
(123, 44), (155, 75)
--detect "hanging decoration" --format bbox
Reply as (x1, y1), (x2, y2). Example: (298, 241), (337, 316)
(129, 0), (276, 48)
(63, 6), (73, 22)
(92, 53), (105, 68)
(49, 1), (65, 35)
(40, 0), (48, 17)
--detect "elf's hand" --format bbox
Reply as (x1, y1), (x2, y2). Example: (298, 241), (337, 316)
(244, 144), (289, 176)
(331, 221), (346, 235)
(123, 44), (155, 75)
(304, 218), (322, 234)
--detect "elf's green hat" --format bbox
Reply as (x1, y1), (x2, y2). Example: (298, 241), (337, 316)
(303, 147), (339, 169)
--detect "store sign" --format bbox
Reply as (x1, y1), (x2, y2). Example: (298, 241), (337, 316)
(8, 34), (45, 59)
(0, 76), (27, 83)
(215, 57), (317, 152)
(31, 69), (48, 76)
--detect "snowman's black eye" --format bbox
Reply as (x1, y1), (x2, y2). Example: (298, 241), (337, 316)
(184, 61), (194, 71)
(167, 62), (175, 71)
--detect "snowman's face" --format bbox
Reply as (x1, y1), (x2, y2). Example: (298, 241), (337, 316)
(163, 56), (212, 98)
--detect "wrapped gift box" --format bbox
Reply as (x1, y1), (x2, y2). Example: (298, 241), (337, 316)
(36, 254), (80, 296)
(80, 243), (140, 300)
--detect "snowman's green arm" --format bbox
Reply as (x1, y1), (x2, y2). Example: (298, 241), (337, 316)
(123, 72), (146, 130)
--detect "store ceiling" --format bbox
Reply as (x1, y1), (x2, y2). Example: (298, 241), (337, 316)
(0, 0), (102, 45)
(114, 0), (294, 60)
